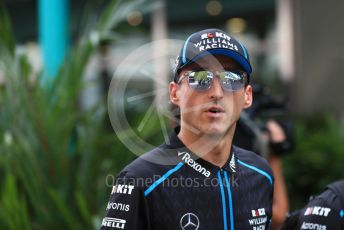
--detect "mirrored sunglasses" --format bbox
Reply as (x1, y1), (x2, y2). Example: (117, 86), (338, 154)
(178, 70), (248, 92)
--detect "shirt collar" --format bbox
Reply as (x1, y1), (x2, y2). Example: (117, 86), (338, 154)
(164, 126), (238, 175)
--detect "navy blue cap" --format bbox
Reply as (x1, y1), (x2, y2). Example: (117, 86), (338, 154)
(173, 28), (252, 81)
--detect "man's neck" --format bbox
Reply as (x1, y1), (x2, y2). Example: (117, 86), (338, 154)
(177, 126), (236, 168)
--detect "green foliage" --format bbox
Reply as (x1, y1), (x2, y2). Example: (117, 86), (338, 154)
(0, 173), (31, 230)
(0, 1), (161, 229)
(0, 8), (15, 55)
(283, 115), (344, 210)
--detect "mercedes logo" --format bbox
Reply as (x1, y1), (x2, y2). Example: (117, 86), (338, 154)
(180, 213), (200, 230)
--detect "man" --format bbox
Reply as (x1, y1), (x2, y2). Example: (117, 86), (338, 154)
(101, 28), (274, 230)
(282, 179), (344, 230)
(234, 117), (290, 230)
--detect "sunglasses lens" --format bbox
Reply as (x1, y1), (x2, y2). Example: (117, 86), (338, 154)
(220, 71), (246, 91)
(183, 70), (247, 92)
(188, 71), (213, 91)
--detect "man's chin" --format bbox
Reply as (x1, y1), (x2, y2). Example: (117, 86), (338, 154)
(201, 127), (228, 139)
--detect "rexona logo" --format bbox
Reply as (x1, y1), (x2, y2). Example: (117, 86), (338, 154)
(101, 217), (126, 229)
(106, 202), (130, 212)
(178, 151), (211, 177)
(301, 221), (327, 230)
(304, 206), (331, 217)
(252, 208), (266, 217)
(111, 184), (134, 195)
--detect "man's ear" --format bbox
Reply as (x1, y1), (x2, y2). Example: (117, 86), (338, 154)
(169, 81), (180, 106)
(243, 85), (253, 109)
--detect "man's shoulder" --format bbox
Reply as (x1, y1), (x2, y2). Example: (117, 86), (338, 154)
(234, 145), (273, 177)
(306, 189), (341, 211)
(116, 145), (180, 181)
(312, 179), (344, 210)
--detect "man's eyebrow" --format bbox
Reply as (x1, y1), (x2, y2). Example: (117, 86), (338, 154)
(187, 64), (207, 70)
(193, 66), (207, 70)
(223, 65), (243, 70)
(187, 64), (241, 70)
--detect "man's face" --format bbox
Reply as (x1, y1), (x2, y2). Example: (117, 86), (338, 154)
(169, 55), (253, 138)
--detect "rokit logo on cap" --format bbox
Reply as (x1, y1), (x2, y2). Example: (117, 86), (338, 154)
(195, 32), (238, 52)
(203, 33), (215, 38)
(200, 32), (232, 41)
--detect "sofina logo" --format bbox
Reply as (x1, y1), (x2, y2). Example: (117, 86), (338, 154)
(178, 151), (211, 177)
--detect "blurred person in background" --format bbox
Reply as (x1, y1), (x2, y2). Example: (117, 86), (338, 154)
(101, 28), (274, 229)
(281, 179), (344, 230)
(233, 84), (294, 229)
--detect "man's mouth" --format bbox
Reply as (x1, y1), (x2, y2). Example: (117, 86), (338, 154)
(207, 106), (225, 113)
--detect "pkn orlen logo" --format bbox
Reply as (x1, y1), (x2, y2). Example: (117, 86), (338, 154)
(178, 151), (211, 177)
(101, 217), (126, 229)
(111, 184), (135, 195)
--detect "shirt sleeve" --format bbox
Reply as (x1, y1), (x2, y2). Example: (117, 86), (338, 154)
(296, 195), (341, 230)
(100, 171), (150, 230)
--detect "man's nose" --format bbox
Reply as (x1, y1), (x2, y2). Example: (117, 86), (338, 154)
(208, 77), (224, 100)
